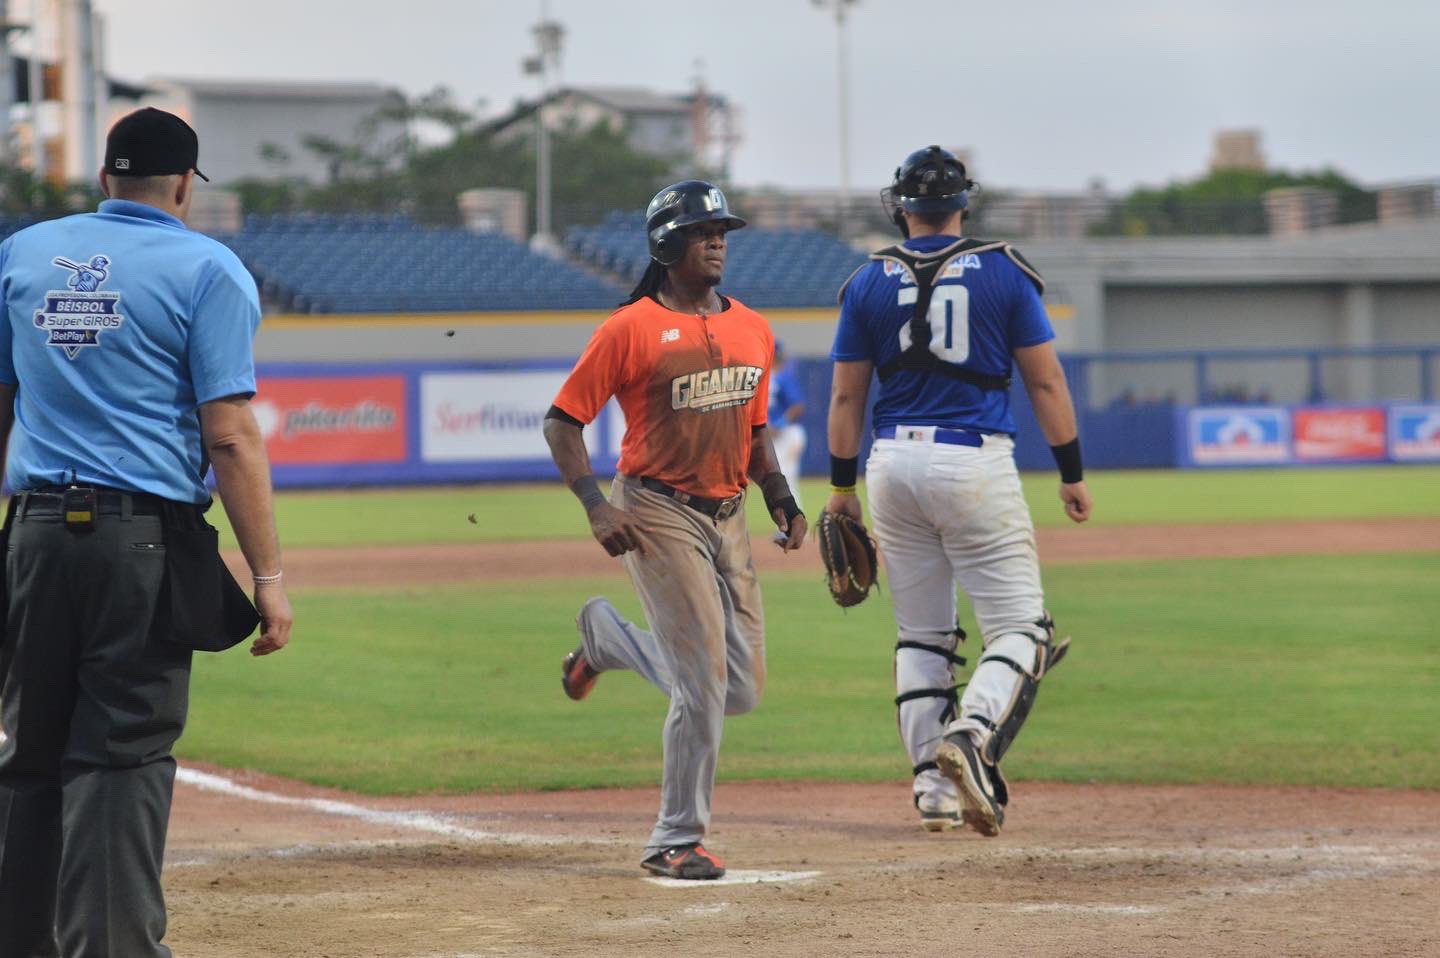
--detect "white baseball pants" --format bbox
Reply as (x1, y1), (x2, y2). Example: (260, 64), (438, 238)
(865, 430), (1047, 805)
(771, 423), (807, 509)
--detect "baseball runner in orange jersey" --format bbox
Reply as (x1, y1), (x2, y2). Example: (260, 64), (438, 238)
(543, 181), (806, 881)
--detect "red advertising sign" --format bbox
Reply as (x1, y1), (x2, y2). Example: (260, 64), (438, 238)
(1293, 407), (1386, 461)
(253, 376), (407, 464)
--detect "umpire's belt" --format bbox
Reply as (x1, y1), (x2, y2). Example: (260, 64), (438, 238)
(875, 424), (985, 448)
(15, 486), (165, 518)
(638, 477), (744, 520)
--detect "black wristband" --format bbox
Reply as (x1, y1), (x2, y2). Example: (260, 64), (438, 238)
(570, 474), (607, 514)
(759, 472), (793, 513)
(774, 496), (803, 525)
(830, 455), (859, 489)
(1050, 438), (1084, 484)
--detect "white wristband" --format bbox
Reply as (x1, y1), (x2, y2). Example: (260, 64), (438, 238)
(253, 571), (283, 585)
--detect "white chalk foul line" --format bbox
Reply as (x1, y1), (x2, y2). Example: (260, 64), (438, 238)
(644, 869), (822, 889)
(1016, 904), (1163, 916)
(175, 766), (614, 848)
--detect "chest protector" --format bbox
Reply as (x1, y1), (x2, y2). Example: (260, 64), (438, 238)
(840, 238), (1045, 390)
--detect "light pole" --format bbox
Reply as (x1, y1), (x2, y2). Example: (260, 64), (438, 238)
(813, 0), (858, 236)
(523, 6), (564, 254)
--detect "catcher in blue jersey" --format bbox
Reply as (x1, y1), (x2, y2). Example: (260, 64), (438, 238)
(823, 146), (1092, 835)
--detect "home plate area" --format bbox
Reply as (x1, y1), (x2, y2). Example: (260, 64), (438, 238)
(644, 869), (823, 888)
(162, 765), (1440, 957)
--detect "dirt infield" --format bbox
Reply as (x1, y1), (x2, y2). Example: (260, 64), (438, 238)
(165, 764), (1440, 958)
(225, 516), (1440, 588)
(174, 518), (1439, 956)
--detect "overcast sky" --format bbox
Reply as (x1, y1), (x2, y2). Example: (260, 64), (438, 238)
(91, 0), (1436, 194)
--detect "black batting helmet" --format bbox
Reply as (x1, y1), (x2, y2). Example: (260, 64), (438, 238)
(645, 180), (746, 266)
(881, 145), (975, 235)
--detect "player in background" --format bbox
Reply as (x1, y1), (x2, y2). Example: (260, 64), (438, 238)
(543, 181), (806, 880)
(767, 341), (807, 509)
(824, 146), (1092, 835)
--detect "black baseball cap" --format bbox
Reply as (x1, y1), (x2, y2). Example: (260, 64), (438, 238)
(104, 107), (209, 182)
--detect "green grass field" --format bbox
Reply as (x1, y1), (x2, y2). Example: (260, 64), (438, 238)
(214, 465), (1440, 548)
(180, 466), (1440, 794)
(184, 553), (1440, 794)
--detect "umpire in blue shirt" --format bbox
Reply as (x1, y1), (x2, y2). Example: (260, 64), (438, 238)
(0, 108), (294, 957)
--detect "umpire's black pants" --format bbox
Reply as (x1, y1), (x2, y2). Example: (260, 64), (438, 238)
(0, 497), (191, 958)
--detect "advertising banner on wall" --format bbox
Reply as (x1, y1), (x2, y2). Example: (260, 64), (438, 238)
(1186, 407), (1290, 465)
(1292, 408), (1387, 462)
(1389, 405), (1440, 462)
(419, 370), (604, 463)
(254, 375), (407, 464)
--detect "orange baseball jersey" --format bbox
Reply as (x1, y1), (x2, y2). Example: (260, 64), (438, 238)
(553, 295), (774, 500)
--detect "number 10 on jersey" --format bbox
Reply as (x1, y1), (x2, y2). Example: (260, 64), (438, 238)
(897, 285), (970, 363)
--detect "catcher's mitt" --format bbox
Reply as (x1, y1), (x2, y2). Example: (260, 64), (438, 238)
(817, 511), (879, 608)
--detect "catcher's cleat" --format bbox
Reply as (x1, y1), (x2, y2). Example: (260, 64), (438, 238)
(641, 843), (726, 880)
(934, 734), (1005, 837)
(914, 793), (961, 832)
(561, 646), (599, 701)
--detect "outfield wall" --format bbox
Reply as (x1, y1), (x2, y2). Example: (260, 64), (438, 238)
(254, 351), (1440, 488)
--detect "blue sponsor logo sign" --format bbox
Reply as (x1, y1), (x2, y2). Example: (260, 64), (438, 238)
(1188, 407), (1290, 465)
(1389, 405), (1440, 462)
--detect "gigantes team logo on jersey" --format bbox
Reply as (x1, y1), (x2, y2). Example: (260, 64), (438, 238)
(34, 253), (125, 359)
(671, 364), (764, 413)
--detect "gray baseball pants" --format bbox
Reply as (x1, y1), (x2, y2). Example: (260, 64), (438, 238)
(576, 474), (766, 856)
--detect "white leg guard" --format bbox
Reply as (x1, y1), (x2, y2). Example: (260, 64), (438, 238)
(947, 613), (1070, 780)
(894, 627), (968, 799)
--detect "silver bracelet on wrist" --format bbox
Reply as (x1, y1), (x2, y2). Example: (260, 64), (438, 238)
(253, 571), (283, 585)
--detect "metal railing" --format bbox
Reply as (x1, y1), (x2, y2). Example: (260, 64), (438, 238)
(1070, 345), (1440, 411)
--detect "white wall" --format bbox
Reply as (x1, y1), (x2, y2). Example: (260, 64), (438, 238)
(1105, 285), (1343, 351)
(1376, 284), (1440, 346)
(134, 85), (397, 185)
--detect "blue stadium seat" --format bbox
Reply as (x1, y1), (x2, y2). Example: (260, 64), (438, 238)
(563, 211), (864, 308)
(219, 212), (624, 313)
(4, 209), (864, 314)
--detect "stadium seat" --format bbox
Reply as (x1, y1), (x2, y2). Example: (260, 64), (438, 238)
(0, 209), (865, 314)
(219, 213), (624, 313)
(564, 212), (865, 308)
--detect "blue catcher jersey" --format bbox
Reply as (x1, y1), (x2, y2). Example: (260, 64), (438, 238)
(0, 199), (261, 503)
(767, 363), (805, 427)
(831, 234), (1054, 436)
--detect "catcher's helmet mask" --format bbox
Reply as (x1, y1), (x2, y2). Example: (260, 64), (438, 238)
(881, 145), (977, 238)
(646, 180), (747, 266)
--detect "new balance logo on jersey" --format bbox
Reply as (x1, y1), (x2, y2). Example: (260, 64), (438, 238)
(671, 364), (764, 413)
(660, 328), (680, 344)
